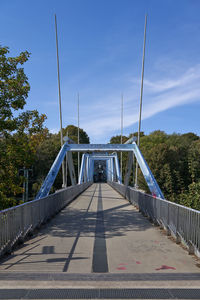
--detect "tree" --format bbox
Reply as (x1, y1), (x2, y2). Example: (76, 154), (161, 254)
(0, 46), (30, 134)
(136, 131), (200, 199)
(63, 125), (90, 144)
(0, 111), (47, 209)
(108, 130), (200, 210)
(128, 131), (145, 140)
(178, 181), (200, 211)
(0, 46), (47, 209)
(109, 135), (128, 144)
(188, 140), (200, 183)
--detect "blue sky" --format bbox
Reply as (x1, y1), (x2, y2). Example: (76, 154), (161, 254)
(1, 0), (200, 143)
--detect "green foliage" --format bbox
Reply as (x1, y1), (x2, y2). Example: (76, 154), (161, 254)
(0, 46), (30, 133)
(137, 131), (200, 203)
(109, 130), (200, 211)
(188, 140), (200, 183)
(0, 46), (47, 210)
(178, 181), (200, 211)
(110, 135), (128, 144)
(0, 112), (47, 209)
(63, 125), (90, 144)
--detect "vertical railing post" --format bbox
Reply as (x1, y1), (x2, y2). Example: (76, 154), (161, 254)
(167, 202), (171, 236)
(21, 206), (24, 239)
(176, 206), (181, 244)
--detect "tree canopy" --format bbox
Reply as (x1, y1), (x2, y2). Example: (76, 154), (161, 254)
(0, 46), (47, 209)
(0, 46), (30, 133)
(110, 130), (200, 210)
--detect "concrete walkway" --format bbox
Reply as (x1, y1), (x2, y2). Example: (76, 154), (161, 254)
(0, 183), (200, 299)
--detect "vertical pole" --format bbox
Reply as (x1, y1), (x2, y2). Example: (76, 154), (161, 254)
(22, 167), (25, 202)
(66, 131), (68, 187)
(77, 92), (80, 178)
(135, 14), (147, 188)
(55, 14), (65, 188)
(120, 94), (123, 182)
(26, 169), (29, 202)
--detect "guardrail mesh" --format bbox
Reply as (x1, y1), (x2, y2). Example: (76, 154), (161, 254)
(0, 182), (91, 257)
(109, 182), (200, 257)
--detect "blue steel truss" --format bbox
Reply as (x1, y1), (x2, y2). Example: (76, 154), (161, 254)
(35, 142), (164, 200)
(78, 153), (121, 184)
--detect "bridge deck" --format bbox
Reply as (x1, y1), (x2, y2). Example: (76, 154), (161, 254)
(0, 183), (199, 274)
(0, 183), (200, 299)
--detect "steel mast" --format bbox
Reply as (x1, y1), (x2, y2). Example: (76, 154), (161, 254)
(135, 14), (147, 188)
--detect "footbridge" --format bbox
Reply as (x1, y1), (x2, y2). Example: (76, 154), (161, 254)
(0, 140), (200, 299)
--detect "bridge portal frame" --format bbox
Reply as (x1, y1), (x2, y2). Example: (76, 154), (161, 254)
(36, 142), (164, 200)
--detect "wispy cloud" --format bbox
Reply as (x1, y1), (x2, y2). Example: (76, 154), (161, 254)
(79, 64), (200, 143)
(144, 66), (200, 93)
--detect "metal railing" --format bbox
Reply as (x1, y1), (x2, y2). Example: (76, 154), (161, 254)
(109, 182), (200, 257)
(0, 182), (91, 257)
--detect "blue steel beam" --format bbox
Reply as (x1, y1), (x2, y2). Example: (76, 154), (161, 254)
(35, 143), (70, 199)
(68, 144), (134, 152)
(36, 142), (164, 200)
(133, 142), (164, 199)
(106, 157), (115, 182)
(78, 154), (86, 184)
(114, 154), (122, 184)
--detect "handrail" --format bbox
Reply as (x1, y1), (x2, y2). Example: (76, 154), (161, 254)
(0, 182), (91, 257)
(109, 182), (200, 258)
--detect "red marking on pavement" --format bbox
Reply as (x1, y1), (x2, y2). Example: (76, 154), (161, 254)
(136, 261), (141, 264)
(155, 265), (176, 271)
(117, 267), (127, 270)
(118, 263), (127, 266)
